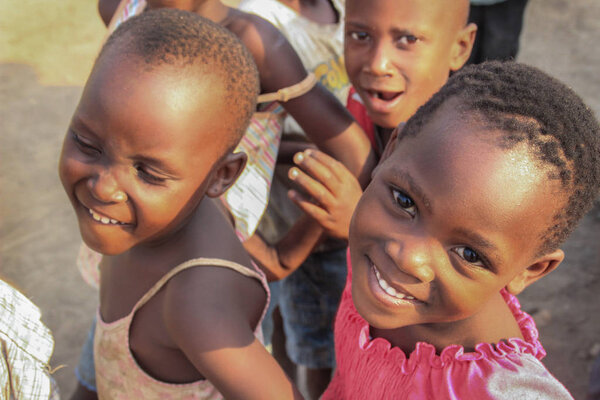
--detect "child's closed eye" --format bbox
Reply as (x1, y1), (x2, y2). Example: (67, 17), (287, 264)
(72, 131), (101, 156)
(134, 163), (167, 185)
(391, 188), (416, 217)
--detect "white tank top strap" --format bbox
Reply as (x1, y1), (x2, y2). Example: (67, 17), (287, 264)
(133, 258), (264, 312)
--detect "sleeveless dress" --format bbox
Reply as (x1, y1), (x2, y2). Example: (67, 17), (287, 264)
(322, 249), (574, 400)
(94, 258), (270, 400)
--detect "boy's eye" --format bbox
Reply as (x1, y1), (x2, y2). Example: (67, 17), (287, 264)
(454, 246), (485, 267)
(348, 31), (369, 42)
(392, 188), (416, 216)
(135, 164), (166, 185)
(397, 35), (418, 47)
(72, 132), (101, 156)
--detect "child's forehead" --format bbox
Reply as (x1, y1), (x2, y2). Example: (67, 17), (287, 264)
(392, 102), (564, 200)
(345, 0), (469, 28)
(81, 53), (234, 147)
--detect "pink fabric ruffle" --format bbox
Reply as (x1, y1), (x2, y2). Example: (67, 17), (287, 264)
(322, 250), (573, 400)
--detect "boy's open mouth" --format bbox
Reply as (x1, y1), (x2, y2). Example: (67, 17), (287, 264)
(367, 90), (402, 102)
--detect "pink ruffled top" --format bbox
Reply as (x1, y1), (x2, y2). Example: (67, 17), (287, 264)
(322, 250), (573, 400)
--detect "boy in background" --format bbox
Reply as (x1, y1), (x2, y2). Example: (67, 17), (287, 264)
(288, 0), (476, 240)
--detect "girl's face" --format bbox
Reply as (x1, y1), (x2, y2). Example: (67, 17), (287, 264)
(348, 102), (564, 331)
(59, 55), (230, 255)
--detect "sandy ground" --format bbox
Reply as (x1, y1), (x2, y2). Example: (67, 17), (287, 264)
(1, 0), (599, 398)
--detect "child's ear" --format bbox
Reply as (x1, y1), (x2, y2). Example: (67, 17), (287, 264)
(206, 152), (247, 198)
(505, 248), (564, 295)
(449, 22), (477, 72)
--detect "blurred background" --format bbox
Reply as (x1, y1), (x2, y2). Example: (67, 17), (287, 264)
(1, 0), (599, 398)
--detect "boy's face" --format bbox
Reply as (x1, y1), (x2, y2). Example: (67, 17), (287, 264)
(59, 54), (231, 255)
(348, 101), (564, 331)
(344, 0), (473, 129)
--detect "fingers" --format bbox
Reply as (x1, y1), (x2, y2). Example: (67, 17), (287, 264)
(289, 166), (334, 207)
(292, 149), (349, 189)
(288, 189), (331, 224)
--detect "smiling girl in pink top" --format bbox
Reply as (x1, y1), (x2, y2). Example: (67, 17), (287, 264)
(319, 61), (600, 399)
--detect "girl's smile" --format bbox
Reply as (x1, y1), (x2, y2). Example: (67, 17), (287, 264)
(368, 256), (422, 304)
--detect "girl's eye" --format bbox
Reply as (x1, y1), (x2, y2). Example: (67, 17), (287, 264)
(397, 35), (418, 47)
(392, 188), (416, 216)
(72, 132), (101, 156)
(454, 246), (485, 267)
(349, 31), (369, 42)
(135, 164), (166, 185)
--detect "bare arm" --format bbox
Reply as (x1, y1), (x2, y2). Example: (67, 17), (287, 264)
(164, 266), (303, 399)
(243, 215), (325, 281)
(244, 149), (363, 279)
(235, 13), (376, 187)
(97, 0), (121, 26)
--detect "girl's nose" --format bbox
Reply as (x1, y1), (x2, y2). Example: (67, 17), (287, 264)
(87, 170), (128, 203)
(366, 42), (394, 77)
(385, 237), (435, 284)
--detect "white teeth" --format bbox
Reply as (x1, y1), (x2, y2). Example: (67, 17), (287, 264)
(373, 266), (416, 300)
(88, 208), (123, 225)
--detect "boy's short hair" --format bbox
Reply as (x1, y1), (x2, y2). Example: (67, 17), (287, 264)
(99, 8), (259, 149)
(400, 61), (600, 255)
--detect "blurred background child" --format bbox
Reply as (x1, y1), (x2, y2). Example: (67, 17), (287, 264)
(288, 0), (476, 240)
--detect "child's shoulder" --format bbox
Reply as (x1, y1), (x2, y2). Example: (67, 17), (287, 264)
(225, 9), (293, 60)
(160, 256), (268, 348)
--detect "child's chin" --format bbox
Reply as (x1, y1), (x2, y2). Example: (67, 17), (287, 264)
(80, 234), (127, 256)
(370, 113), (404, 131)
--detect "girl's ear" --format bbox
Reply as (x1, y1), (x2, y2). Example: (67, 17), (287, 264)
(506, 248), (564, 295)
(206, 151), (247, 198)
(449, 22), (477, 72)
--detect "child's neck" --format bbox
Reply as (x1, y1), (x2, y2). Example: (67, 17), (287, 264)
(370, 291), (524, 355)
(375, 125), (395, 154)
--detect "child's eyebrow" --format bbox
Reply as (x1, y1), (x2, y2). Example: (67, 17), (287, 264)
(452, 227), (499, 255)
(345, 20), (372, 31)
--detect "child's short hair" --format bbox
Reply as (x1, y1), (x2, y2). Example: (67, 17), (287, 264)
(400, 61), (600, 254)
(99, 8), (259, 148)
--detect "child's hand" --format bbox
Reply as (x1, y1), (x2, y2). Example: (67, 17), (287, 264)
(288, 149), (363, 240)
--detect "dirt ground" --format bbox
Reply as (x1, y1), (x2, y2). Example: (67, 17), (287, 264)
(1, 0), (599, 398)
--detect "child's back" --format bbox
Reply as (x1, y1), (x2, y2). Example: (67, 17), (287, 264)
(59, 9), (302, 399)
